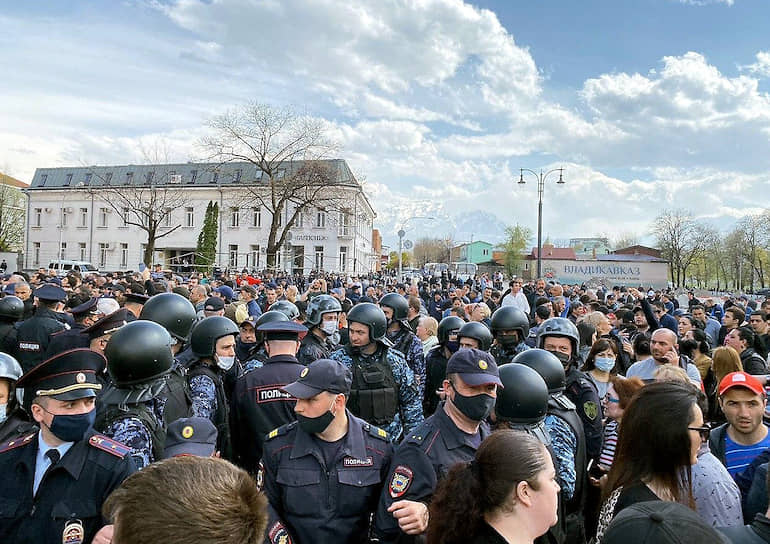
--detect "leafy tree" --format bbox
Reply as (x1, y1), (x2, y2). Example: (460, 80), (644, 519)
(502, 224), (533, 278)
(195, 201), (218, 271)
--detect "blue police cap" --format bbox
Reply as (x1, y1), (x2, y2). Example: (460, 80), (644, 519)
(17, 348), (105, 401)
(34, 284), (67, 302)
(257, 320), (308, 340)
(446, 348), (503, 387)
(283, 359), (351, 399)
(70, 297), (100, 317)
(163, 417), (218, 459)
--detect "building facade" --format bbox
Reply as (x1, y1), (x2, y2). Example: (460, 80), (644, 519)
(24, 160), (377, 275)
(450, 240), (494, 264)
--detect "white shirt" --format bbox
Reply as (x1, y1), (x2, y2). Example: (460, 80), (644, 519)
(501, 291), (530, 314)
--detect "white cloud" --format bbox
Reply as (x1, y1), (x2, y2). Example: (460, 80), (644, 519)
(743, 51), (770, 77)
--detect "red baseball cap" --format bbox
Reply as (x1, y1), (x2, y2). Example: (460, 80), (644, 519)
(718, 371), (765, 397)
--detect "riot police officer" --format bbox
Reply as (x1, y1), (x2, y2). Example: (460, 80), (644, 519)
(15, 284), (69, 372)
(457, 321), (493, 351)
(1, 349), (136, 543)
(186, 315), (239, 458)
(230, 320), (307, 474)
(489, 305), (531, 365)
(0, 295), (23, 355)
(375, 348), (500, 543)
(95, 320), (175, 468)
(240, 310), (290, 374)
(260, 358), (393, 544)
(330, 302), (423, 440)
(0, 352), (35, 442)
(297, 294), (342, 365)
(269, 299), (301, 322)
(380, 293), (426, 395)
(423, 315), (464, 417)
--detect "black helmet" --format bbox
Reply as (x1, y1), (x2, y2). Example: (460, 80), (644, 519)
(190, 316), (239, 358)
(105, 320), (174, 386)
(512, 348), (566, 394)
(458, 321), (493, 351)
(536, 317), (580, 356)
(437, 316), (465, 345)
(269, 300), (300, 321)
(0, 296), (23, 321)
(139, 293), (197, 342)
(379, 293), (409, 322)
(495, 363), (549, 424)
(255, 310), (290, 343)
(490, 306), (530, 338)
(347, 302), (389, 345)
(304, 295), (342, 326)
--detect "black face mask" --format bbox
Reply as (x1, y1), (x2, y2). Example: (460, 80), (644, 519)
(446, 340), (461, 354)
(297, 400), (337, 435)
(497, 334), (519, 348)
(548, 350), (571, 369)
(450, 383), (495, 421)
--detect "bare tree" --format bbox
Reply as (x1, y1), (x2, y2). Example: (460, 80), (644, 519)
(199, 103), (359, 268)
(0, 178), (25, 252)
(413, 236), (454, 267)
(651, 209), (710, 288)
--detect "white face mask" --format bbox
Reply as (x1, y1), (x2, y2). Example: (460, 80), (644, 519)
(216, 355), (236, 371)
(0, 403), (7, 424)
(321, 320), (338, 335)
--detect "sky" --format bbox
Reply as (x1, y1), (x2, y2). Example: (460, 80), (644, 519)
(2, 0), (769, 249)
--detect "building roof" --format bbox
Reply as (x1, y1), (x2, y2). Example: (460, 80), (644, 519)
(528, 247), (576, 260)
(596, 253), (667, 263)
(0, 172), (28, 188)
(612, 245), (662, 258)
(452, 240), (494, 250)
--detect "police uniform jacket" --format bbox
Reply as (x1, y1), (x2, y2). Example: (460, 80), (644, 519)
(260, 411), (393, 544)
(564, 366), (602, 460)
(45, 327), (90, 358)
(16, 307), (67, 372)
(230, 354), (304, 474)
(374, 403), (491, 542)
(0, 429), (136, 544)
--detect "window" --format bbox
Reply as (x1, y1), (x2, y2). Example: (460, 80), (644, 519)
(78, 208), (88, 228)
(252, 207), (261, 228)
(121, 207), (130, 227)
(40, 174), (48, 186)
(339, 246), (347, 271)
(104, 172), (113, 184)
(163, 208), (172, 228)
(79, 242), (87, 261)
(146, 171), (154, 184)
(229, 244), (238, 267)
(60, 242), (67, 260)
(99, 243), (108, 268)
(250, 245), (260, 268)
(230, 207), (239, 228)
(190, 170), (198, 184)
(295, 208), (304, 228)
(126, 172), (134, 183)
(121, 243), (128, 268)
(33, 242), (40, 266)
(315, 210), (326, 228)
(61, 208), (69, 227)
(84, 173), (92, 185)
(234, 169), (242, 182)
(34, 208), (42, 227)
(338, 209), (351, 236)
(314, 246), (324, 270)
(185, 207), (194, 228)
(211, 172), (219, 184)
(65, 173), (73, 186)
(99, 207), (109, 228)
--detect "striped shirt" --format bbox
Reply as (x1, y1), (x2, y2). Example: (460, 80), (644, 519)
(724, 430), (770, 479)
(599, 419), (619, 468)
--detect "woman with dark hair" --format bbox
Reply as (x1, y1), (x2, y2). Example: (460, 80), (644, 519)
(581, 338), (618, 401)
(427, 430), (560, 544)
(631, 333), (650, 362)
(596, 375), (645, 472)
(683, 328), (713, 380)
(576, 320), (596, 362)
(594, 381), (704, 541)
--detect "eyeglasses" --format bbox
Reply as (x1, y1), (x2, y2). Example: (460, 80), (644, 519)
(605, 396), (620, 404)
(688, 425), (711, 441)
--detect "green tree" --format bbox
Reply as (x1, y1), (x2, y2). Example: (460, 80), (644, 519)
(195, 201), (218, 271)
(502, 224), (532, 278)
(387, 251), (411, 270)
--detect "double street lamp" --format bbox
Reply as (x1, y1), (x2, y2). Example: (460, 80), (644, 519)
(518, 168), (564, 279)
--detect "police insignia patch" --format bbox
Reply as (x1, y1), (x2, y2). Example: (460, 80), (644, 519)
(300, 368), (309, 378)
(268, 522), (294, 544)
(181, 425), (194, 439)
(583, 401), (598, 420)
(76, 372), (86, 384)
(389, 465), (413, 498)
(62, 519), (84, 544)
(478, 360), (488, 370)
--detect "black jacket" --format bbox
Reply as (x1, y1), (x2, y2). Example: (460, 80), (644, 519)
(719, 514), (770, 543)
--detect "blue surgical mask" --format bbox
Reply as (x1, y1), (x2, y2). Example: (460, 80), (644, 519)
(0, 403), (6, 424)
(594, 357), (615, 372)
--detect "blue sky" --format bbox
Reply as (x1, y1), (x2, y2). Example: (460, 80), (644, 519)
(2, 0), (769, 248)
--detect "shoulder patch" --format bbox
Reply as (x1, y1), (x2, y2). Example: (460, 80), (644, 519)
(266, 421), (297, 441)
(88, 434), (131, 458)
(389, 465), (414, 498)
(0, 432), (36, 454)
(267, 521), (294, 544)
(369, 425), (390, 442)
(583, 401), (598, 421)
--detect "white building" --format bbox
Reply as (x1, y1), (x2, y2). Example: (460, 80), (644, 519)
(24, 160), (378, 274)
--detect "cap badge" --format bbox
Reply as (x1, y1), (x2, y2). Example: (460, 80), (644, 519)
(478, 360), (488, 370)
(734, 374), (746, 382)
(76, 373), (86, 384)
(181, 425), (194, 439)
(300, 368), (309, 378)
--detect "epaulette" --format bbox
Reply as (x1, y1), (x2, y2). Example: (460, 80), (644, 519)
(0, 432), (36, 454)
(266, 421), (297, 441)
(88, 434), (130, 458)
(405, 426), (437, 448)
(364, 423), (390, 442)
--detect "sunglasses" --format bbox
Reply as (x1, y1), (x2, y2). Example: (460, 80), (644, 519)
(688, 425), (711, 441)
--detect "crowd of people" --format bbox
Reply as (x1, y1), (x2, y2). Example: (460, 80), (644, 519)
(1, 263), (770, 543)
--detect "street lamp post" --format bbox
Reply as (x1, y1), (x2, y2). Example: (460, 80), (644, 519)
(396, 216), (434, 281)
(518, 168), (564, 279)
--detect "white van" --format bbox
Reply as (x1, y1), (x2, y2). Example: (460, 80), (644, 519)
(47, 260), (99, 276)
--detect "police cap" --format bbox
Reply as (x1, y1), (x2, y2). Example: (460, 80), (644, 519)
(445, 348), (502, 387)
(257, 320), (307, 341)
(204, 296), (225, 312)
(82, 308), (130, 340)
(70, 297), (100, 317)
(124, 292), (150, 305)
(163, 417), (218, 459)
(34, 284), (67, 302)
(283, 359), (352, 399)
(17, 348), (105, 401)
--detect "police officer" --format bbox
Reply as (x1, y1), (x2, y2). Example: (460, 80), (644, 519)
(83, 308), (130, 358)
(15, 284), (69, 372)
(240, 310), (290, 374)
(380, 293), (426, 396)
(423, 315), (464, 417)
(0, 349), (136, 543)
(269, 299), (301, 322)
(330, 303), (423, 440)
(297, 294), (342, 365)
(374, 348), (500, 543)
(489, 305), (531, 365)
(122, 292), (149, 321)
(95, 320), (175, 468)
(45, 297), (103, 356)
(457, 321), (493, 351)
(514, 347), (587, 544)
(0, 352), (35, 442)
(537, 317), (602, 461)
(186, 315), (239, 458)
(0, 295), (23, 354)
(260, 358), (393, 544)
(230, 321), (307, 474)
